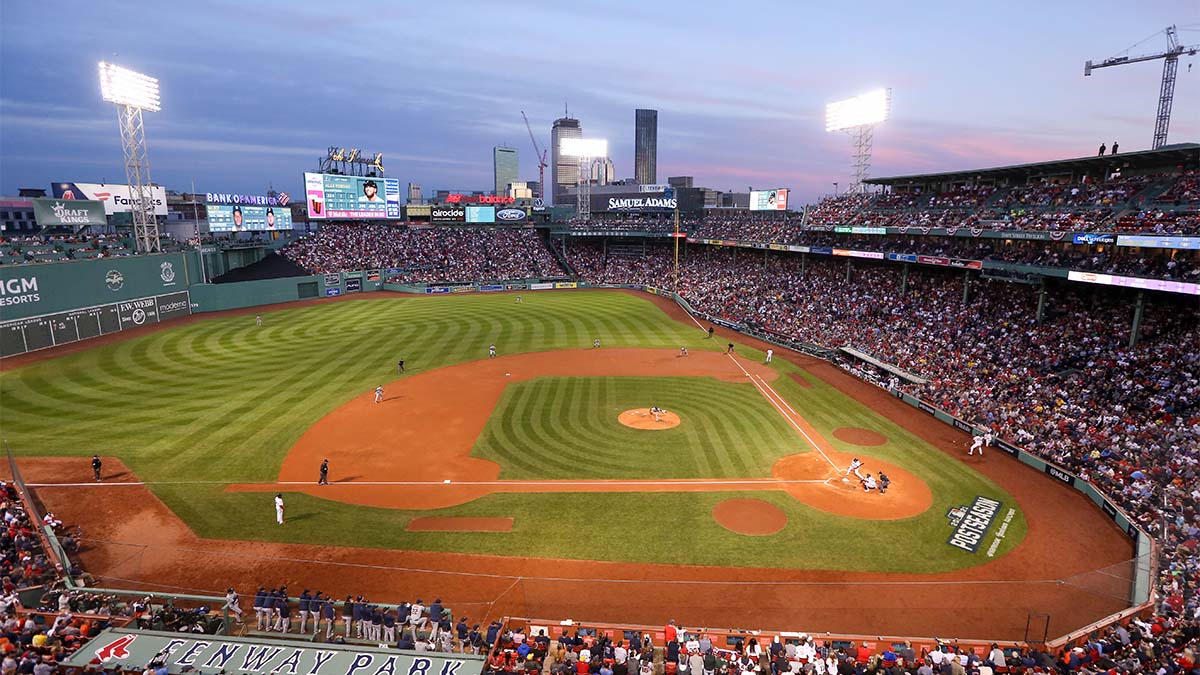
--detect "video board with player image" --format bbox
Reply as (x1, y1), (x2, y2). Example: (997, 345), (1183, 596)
(749, 189), (789, 211)
(207, 204), (293, 231)
(304, 173), (401, 219)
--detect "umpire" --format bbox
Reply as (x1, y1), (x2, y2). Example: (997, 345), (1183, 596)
(91, 455), (102, 482)
(319, 459), (329, 486)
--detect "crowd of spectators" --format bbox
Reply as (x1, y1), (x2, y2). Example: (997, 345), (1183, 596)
(280, 224), (566, 281)
(562, 244), (1199, 624)
(0, 234), (134, 265)
(1, 482), (60, 590)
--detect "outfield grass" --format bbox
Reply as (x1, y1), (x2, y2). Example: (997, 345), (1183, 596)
(0, 290), (1026, 571)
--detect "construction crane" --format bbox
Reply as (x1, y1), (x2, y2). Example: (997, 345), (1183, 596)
(521, 111), (548, 200)
(1085, 25), (1198, 149)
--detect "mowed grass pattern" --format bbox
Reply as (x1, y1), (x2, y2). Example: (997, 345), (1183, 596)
(0, 290), (1027, 571)
(475, 376), (803, 479)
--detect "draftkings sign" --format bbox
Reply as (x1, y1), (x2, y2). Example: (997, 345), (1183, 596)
(67, 628), (485, 675)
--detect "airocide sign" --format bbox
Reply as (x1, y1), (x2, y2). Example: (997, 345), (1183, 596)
(431, 206), (466, 222)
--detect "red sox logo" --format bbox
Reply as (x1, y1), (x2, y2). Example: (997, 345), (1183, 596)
(95, 634), (137, 661)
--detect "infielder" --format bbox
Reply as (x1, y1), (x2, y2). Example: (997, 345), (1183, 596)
(374, 385), (384, 404)
(765, 349), (774, 363)
(488, 344), (497, 358)
(679, 346), (689, 357)
(593, 338), (601, 348)
(274, 493), (285, 525)
(255, 314), (263, 326)
(968, 432), (985, 456)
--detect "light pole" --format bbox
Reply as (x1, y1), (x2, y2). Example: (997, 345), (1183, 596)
(99, 62), (161, 253)
(826, 89), (891, 195)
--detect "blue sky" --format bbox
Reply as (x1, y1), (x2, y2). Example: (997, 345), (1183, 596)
(1, 0), (1197, 204)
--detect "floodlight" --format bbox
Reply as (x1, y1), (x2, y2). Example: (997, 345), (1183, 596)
(825, 88), (890, 132)
(98, 62), (161, 112)
(560, 138), (608, 158)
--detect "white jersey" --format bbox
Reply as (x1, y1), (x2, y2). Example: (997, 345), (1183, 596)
(849, 459), (863, 471)
(863, 476), (877, 490)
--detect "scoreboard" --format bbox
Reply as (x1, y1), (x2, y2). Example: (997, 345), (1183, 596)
(0, 291), (190, 358)
(304, 173), (402, 220)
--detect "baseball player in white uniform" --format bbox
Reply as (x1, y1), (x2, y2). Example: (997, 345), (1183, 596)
(969, 432), (985, 456)
(374, 386), (384, 404)
(650, 406), (665, 423)
(593, 338), (601, 348)
(765, 349), (773, 363)
(984, 429), (995, 447)
(488, 344), (497, 358)
(679, 346), (689, 357)
(274, 494), (285, 525)
(846, 458), (865, 480)
(861, 474), (877, 492)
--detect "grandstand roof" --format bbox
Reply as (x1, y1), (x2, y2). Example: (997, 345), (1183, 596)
(868, 142), (1200, 186)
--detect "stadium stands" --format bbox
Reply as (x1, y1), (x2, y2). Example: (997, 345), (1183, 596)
(280, 224), (566, 281)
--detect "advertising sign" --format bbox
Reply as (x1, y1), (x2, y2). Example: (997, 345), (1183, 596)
(32, 199), (107, 227)
(1, 290), (189, 358)
(431, 206), (467, 222)
(344, 277), (363, 293)
(52, 182), (168, 216)
(206, 192), (290, 207)
(66, 628), (484, 675)
(749, 189), (788, 211)
(1068, 270), (1199, 296)
(1072, 233), (1116, 245)
(406, 205), (432, 218)
(465, 206), (495, 223)
(495, 207), (528, 222)
(1115, 235), (1200, 250)
(303, 173), (401, 220)
(594, 192), (676, 212)
(207, 204), (293, 232)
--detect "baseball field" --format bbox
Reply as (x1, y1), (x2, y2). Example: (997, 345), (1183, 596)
(0, 289), (1136, 639)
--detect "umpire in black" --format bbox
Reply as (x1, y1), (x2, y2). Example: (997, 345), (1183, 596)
(319, 459), (329, 486)
(91, 455), (102, 482)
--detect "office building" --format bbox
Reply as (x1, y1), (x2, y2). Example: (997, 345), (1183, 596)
(668, 176), (694, 189)
(550, 115), (582, 206)
(493, 146), (518, 197)
(590, 158), (616, 185)
(635, 109), (658, 185)
(407, 183), (422, 204)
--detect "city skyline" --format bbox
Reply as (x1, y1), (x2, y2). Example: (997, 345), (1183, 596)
(1, 0), (1197, 205)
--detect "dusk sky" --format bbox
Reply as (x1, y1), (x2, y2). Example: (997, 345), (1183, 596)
(2, 1), (1197, 205)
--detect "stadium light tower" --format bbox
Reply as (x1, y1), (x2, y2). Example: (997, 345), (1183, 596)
(99, 62), (161, 253)
(560, 138), (608, 219)
(826, 88), (891, 195)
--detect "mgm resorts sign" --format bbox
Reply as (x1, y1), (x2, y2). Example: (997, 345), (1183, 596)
(68, 628), (484, 675)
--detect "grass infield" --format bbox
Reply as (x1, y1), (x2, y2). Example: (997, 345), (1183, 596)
(0, 291), (1025, 571)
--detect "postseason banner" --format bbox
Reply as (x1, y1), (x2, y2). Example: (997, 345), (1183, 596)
(207, 204), (293, 232)
(749, 189), (789, 211)
(304, 173), (401, 220)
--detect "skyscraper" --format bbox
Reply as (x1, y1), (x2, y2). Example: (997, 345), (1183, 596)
(635, 109), (658, 185)
(493, 146), (518, 197)
(550, 115), (582, 206)
(407, 183), (422, 204)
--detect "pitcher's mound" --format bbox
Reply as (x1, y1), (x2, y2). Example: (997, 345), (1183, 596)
(618, 408), (681, 430)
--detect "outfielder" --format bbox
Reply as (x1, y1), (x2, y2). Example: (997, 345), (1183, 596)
(968, 432), (985, 456)
(374, 385), (384, 404)
(255, 314), (263, 327)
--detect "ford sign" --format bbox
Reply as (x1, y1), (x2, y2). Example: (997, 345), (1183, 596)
(496, 208), (527, 222)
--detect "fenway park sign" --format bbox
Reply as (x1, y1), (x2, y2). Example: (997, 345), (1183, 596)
(68, 628), (485, 675)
